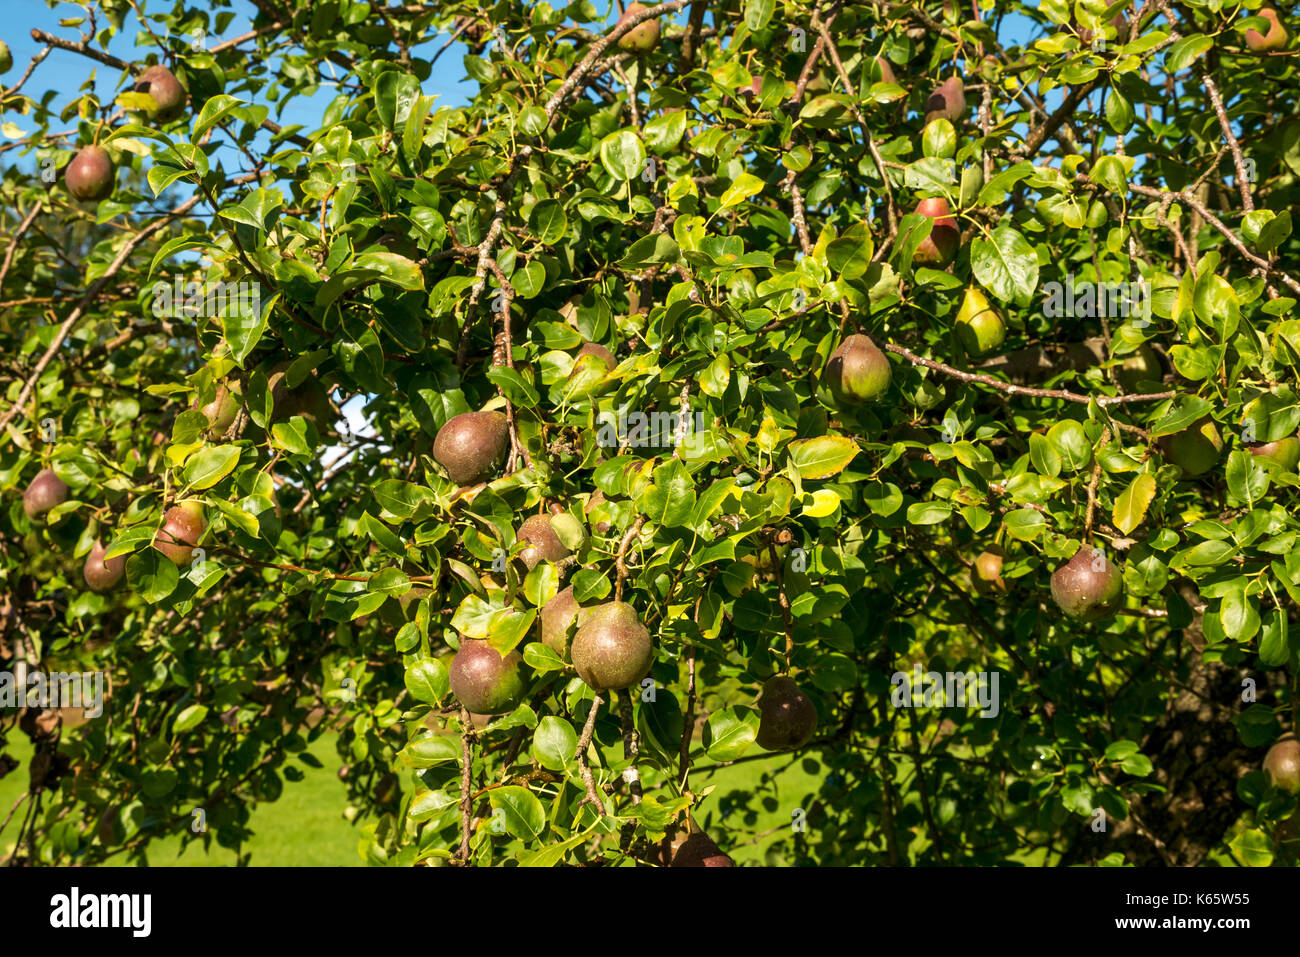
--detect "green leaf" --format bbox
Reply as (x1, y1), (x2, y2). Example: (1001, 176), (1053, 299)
(404, 657), (449, 705)
(703, 707), (758, 762)
(182, 445), (241, 490)
(599, 130), (646, 180)
(531, 716), (577, 771)
(488, 786), (547, 841)
(172, 704), (208, 734)
(970, 226), (1038, 303)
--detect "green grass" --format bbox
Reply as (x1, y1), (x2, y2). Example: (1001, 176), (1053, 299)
(2, 732), (360, 866)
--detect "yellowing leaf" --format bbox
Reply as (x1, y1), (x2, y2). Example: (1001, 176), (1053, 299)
(800, 489), (841, 518)
(788, 435), (858, 480)
(1112, 473), (1156, 535)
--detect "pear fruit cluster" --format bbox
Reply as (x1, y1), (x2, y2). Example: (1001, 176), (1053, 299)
(1050, 546), (1122, 620)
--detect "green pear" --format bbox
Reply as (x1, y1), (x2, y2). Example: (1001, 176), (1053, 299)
(955, 287), (1005, 356)
(1157, 419), (1223, 477)
(824, 334), (891, 403)
(616, 3), (660, 53)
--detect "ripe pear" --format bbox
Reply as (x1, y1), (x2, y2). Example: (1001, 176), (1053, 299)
(0, 41), (12, 74)
(1050, 546), (1122, 620)
(1263, 734), (1300, 794)
(83, 540), (126, 592)
(825, 334), (892, 404)
(66, 145), (116, 201)
(433, 410), (509, 485)
(449, 638), (526, 714)
(540, 586), (580, 660)
(616, 3), (660, 53)
(923, 75), (966, 126)
(972, 548), (1008, 594)
(1157, 418), (1223, 477)
(200, 384), (240, 439)
(755, 675), (817, 751)
(571, 601), (654, 691)
(1115, 343), (1162, 392)
(955, 287), (1005, 356)
(873, 56), (897, 86)
(671, 830), (735, 867)
(154, 501), (207, 565)
(133, 65), (187, 123)
(913, 197), (960, 266)
(268, 366), (334, 427)
(1246, 435), (1300, 472)
(516, 513), (572, 571)
(23, 469), (69, 520)
(573, 341), (616, 372)
(1246, 8), (1288, 52)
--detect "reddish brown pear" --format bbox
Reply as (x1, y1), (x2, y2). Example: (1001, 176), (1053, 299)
(66, 146), (115, 201)
(433, 410), (509, 485)
(1263, 734), (1300, 794)
(1246, 8), (1288, 52)
(755, 675), (818, 751)
(83, 540), (126, 592)
(1247, 435), (1300, 472)
(23, 469), (69, 520)
(1050, 546), (1122, 620)
(573, 341), (616, 372)
(924, 75), (966, 126)
(540, 586), (580, 660)
(134, 64), (187, 123)
(571, 601), (653, 691)
(914, 197), (960, 266)
(671, 830), (735, 867)
(516, 513), (571, 571)
(449, 638), (526, 715)
(154, 501), (207, 565)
